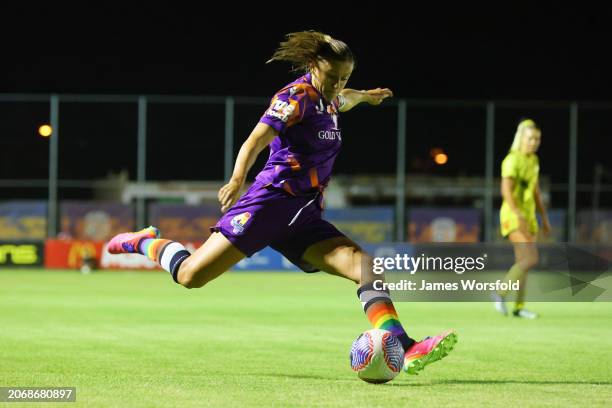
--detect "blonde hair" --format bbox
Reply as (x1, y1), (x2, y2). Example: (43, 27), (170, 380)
(510, 119), (539, 152)
(267, 31), (355, 72)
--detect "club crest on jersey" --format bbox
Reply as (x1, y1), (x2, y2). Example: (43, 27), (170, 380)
(230, 212), (251, 234)
(267, 98), (295, 123)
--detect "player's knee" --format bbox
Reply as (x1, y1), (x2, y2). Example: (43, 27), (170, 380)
(525, 253), (539, 270)
(176, 259), (206, 289)
(179, 276), (205, 289)
(177, 273), (203, 289)
(342, 247), (371, 285)
(356, 257), (377, 286)
(519, 252), (538, 271)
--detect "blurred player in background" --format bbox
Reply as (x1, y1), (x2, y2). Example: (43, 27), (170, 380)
(493, 119), (551, 318)
(108, 31), (457, 374)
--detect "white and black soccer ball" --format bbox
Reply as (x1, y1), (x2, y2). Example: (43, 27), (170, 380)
(350, 329), (404, 383)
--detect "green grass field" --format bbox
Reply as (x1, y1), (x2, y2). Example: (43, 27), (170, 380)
(1, 270), (611, 407)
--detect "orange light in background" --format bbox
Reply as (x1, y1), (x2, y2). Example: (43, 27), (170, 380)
(434, 153), (448, 165)
(429, 147), (443, 158)
(39, 125), (52, 137)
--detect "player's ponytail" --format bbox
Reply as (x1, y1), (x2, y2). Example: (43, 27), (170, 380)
(267, 31), (355, 72)
(510, 118), (539, 152)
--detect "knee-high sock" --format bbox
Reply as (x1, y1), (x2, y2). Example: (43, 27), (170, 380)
(139, 238), (190, 283)
(498, 264), (524, 297)
(515, 274), (528, 310)
(357, 282), (415, 352)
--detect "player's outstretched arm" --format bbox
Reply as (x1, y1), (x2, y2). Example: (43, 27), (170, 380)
(218, 123), (278, 213)
(338, 88), (393, 112)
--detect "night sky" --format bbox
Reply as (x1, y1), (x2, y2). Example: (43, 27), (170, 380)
(1, 6), (611, 205)
(3, 9), (611, 99)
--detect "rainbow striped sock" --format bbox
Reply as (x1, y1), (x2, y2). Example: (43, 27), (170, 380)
(139, 238), (190, 282)
(358, 282), (414, 351)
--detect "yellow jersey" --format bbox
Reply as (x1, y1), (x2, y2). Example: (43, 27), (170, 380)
(500, 151), (539, 236)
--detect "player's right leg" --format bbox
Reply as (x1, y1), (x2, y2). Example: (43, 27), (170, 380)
(510, 231), (539, 317)
(108, 227), (244, 288)
(495, 229), (539, 317)
(302, 235), (457, 375)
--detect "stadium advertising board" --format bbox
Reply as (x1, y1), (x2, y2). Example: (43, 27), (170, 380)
(577, 210), (612, 243)
(60, 202), (134, 241)
(323, 207), (393, 243)
(0, 201), (46, 240)
(44, 240), (104, 269)
(0, 241), (44, 267)
(408, 208), (480, 243)
(233, 247), (298, 271)
(148, 203), (221, 242)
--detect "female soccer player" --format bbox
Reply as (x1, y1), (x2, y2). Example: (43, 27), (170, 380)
(109, 31), (457, 373)
(493, 119), (551, 318)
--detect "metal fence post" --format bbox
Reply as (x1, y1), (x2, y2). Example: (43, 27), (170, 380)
(568, 103), (578, 242)
(396, 100), (407, 242)
(224, 97), (235, 182)
(47, 95), (60, 238)
(136, 96), (147, 229)
(484, 102), (495, 242)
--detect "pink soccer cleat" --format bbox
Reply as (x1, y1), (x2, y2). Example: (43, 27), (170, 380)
(107, 226), (160, 254)
(403, 330), (458, 375)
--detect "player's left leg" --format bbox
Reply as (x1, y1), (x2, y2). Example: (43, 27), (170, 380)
(302, 236), (414, 346)
(302, 235), (457, 375)
(512, 243), (539, 319)
(506, 229), (539, 318)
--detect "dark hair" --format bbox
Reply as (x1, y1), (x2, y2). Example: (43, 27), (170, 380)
(267, 31), (355, 72)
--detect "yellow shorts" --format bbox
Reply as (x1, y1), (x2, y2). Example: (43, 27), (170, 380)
(500, 211), (538, 237)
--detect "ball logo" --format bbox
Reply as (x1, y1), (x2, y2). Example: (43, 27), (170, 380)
(230, 212), (252, 234)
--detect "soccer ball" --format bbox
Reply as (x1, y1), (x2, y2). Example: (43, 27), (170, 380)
(350, 329), (404, 383)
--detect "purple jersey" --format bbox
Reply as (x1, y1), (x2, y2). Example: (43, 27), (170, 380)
(257, 73), (344, 196)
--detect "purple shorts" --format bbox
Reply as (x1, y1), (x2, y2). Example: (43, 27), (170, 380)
(211, 181), (344, 272)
